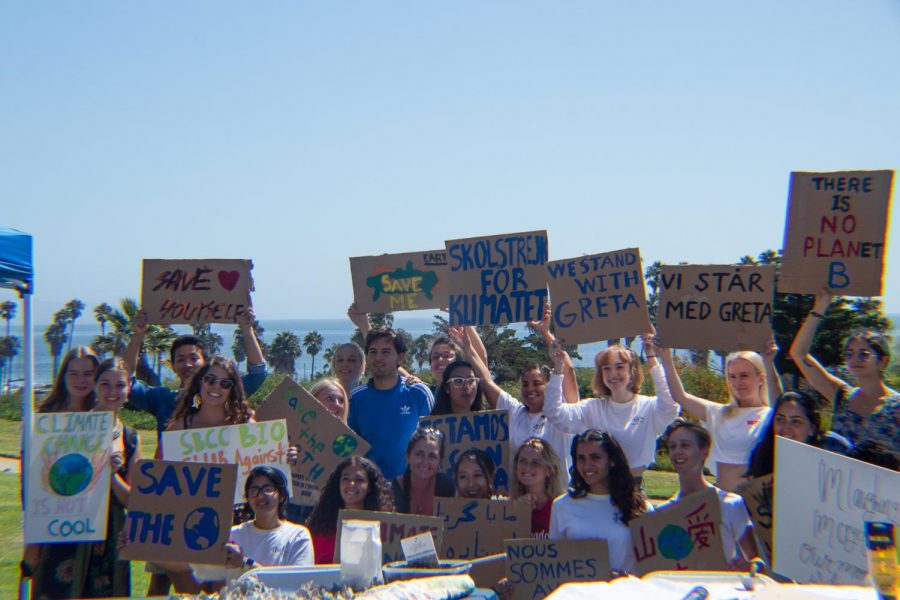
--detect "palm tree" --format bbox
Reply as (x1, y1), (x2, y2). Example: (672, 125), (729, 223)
(192, 323), (223, 356)
(322, 342), (340, 375)
(44, 318), (69, 376)
(268, 332), (302, 376)
(145, 326), (178, 382)
(302, 331), (324, 378)
(63, 299), (85, 353)
(0, 301), (17, 389)
(232, 318), (265, 367)
(93, 302), (113, 338)
(91, 298), (174, 385)
(413, 334), (434, 372)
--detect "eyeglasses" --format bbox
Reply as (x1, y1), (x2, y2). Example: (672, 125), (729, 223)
(202, 374), (235, 389)
(247, 484), (277, 497)
(844, 349), (876, 362)
(447, 376), (480, 388)
(431, 352), (456, 362)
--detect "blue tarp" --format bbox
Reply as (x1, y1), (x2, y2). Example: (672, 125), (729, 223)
(0, 227), (33, 292)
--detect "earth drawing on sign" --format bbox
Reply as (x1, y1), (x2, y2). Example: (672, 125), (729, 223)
(366, 261), (439, 302)
(184, 507), (220, 551)
(48, 453), (93, 497)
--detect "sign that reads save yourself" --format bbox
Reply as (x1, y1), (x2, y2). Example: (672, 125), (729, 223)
(141, 258), (253, 324)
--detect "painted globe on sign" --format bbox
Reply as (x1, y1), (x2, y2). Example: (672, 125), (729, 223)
(658, 524), (694, 561)
(183, 507), (220, 551)
(48, 453), (93, 496)
(332, 434), (359, 457)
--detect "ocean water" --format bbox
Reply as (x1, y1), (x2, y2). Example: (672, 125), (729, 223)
(6, 314), (897, 387)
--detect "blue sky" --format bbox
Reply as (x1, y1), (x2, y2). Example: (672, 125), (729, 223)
(2, 1), (899, 325)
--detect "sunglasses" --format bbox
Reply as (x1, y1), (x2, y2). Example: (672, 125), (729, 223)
(247, 484), (277, 498)
(447, 376), (480, 388)
(202, 374), (235, 390)
(844, 349), (877, 362)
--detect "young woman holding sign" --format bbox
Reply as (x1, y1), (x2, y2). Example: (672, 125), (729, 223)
(648, 336), (781, 491)
(544, 333), (679, 485)
(659, 419), (757, 569)
(452, 306), (578, 489)
(549, 430), (652, 573)
(454, 448), (497, 499)
(391, 427), (456, 516)
(307, 456), (395, 563)
(789, 292), (900, 458)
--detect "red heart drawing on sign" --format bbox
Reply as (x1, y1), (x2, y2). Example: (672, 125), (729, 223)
(218, 271), (240, 291)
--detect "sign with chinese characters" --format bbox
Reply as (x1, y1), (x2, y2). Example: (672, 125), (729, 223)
(628, 488), (727, 574)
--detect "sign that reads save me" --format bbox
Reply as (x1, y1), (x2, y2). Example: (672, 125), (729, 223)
(773, 437), (900, 585)
(435, 498), (531, 560)
(254, 377), (369, 506)
(141, 259), (253, 324)
(628, 488), (728, 575)
(779, 170), (893, 296)
(546, 248), (652, 344)
(120, 460), (238, 564)
(25, 411), (114, 543)
(420, 409), (510, 495)
(445, 231), (549, 326)
(506, 539), (611, 600)
(350, 250), (449, 313)
(656, 264), (776, 353)
(336, 510), (445, 565)
(161, 420), (291, 504)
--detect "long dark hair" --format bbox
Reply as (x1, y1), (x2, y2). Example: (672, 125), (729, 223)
(169, 356), (251, 427)
(399, 427), (446, 505)
(244, 466), (290, 520)
(746, 391), (824, 479)
(568, 430), (648, 525)
(431, 360), (487, 415)
(454, 448), (496, 498)
(306, 456), (394, 535)
(39, 347), (100, 413)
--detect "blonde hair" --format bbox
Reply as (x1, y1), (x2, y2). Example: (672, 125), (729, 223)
(512, 438), (563, 500)
(723, 351), (769, 417)
(592, 346), (642, 397)
(310, 377), (350, 423)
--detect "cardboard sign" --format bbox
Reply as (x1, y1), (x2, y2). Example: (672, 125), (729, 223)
(779, 170), (893, 296)
(24, 411), (114, 543)
(435, 498), (532, 559)
(141, 258), (253, 324)
(255, 377), (370, 506)
(506, 538), (611, 600)
(629, 488), (728, 574)
(336, 509), (445, 565)
(120, 459), (238, 564)
(656, 264), (776, 352)
(350, 250), (449, 313)
(738, 474), (773, 564)
(420, 409), (511, 494)
(773, 437), (900, 585)
(446, 231), (549, 325)
(161, 420), (291, 503)
(546, 248), (652, 344)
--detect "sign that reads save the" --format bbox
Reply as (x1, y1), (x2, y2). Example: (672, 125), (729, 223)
(161, 420), (291, 504)
(435, 498), (531, 559)
(350, 250), (448, 313)
(779, 170), (893, 296)
(505, 538), (611, 600)
(773, 437), (900, 585)
(656, 264), (776, 353)
(25, 411), (114, 543)
(120, 459), (237, 564)
(336, 509), (445, 565)
(420, 409), (510, 495)
(254, 377), (369, 506)
(141, 259), (253, 324)
(628, 488), (728, 575)
(546, 248), (652, 344)
(445, 231), (549, 326)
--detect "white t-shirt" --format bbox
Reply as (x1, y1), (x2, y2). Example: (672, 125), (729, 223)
(704, 404), (771, 473)
(543, 365), (680, 470)
(497, 390), (572, 489)
(550, 492), (653, 573)
(230, 521), (315, 567)
(657, 487), (752, 562)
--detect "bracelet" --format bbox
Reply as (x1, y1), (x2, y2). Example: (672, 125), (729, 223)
(645, 354), (657, 359)
(810, 311), (825, 319)
(242, 556), (255, 570)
